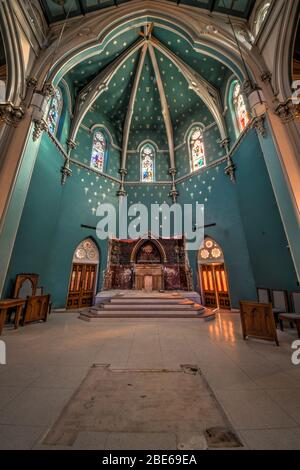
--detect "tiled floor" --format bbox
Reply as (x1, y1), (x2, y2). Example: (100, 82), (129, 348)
(0, 311), (300, 449)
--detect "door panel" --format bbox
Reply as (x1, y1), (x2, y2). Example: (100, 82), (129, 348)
(215, 264), (231, 310)
(67, 264), (97, 309)
(201, 265), (217, 308)
(200, 264), (231, 310)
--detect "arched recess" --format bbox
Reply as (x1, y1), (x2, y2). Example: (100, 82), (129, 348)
(198, 237), (231, 310)
(131, 236), (167, 264)
(90, 128), (108, 173)
(140, 142), (156, 183)
(67, 238), (100, 309)
(228, 79), (251, 138)
(187, 124), (206, 172)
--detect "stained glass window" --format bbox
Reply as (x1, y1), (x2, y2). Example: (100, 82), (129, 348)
(141, 143), (155, 182)
(189, 127), (206, 172)
(232, 82), (250, 134)
(90, 130), (106, 172)
(47, 88), (62, 135)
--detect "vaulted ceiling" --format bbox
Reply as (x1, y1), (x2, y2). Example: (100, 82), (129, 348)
(39, 0), (255, 24)
(65, 24), (232, 154)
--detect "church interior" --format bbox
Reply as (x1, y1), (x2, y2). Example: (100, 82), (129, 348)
(0, 0), (300, 453)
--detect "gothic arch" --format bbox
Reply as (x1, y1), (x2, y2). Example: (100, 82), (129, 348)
(131, 236), (167, 264)
(31, 1), (260, 92)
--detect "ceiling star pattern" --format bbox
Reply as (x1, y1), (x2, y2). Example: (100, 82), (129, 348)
(63, 24), (234, 182)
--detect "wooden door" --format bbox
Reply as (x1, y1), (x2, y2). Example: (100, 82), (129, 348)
(214, 264), (231, 310)
(67, 263), (97, 309)
(200, 264), (230, 310)
(201, 265), (217, 308)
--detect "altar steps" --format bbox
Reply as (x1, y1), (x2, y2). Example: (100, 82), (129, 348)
(79, 294), (216, 321)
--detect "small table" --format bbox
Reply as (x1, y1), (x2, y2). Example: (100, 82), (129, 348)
(279, 313), (300, 338)
(0, 299), (26, 335)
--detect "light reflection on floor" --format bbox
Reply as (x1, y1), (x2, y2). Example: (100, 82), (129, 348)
(207, 310), (237, 343)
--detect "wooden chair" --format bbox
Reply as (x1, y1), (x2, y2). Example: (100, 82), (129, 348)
(271, 290), (289, 329)
(257, 288), (270, 304)
(291, 292), (300, 313)
(13, 274), (38, 299)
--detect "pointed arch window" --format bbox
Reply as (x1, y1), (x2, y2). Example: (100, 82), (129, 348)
(47, 88), (62, 135)
(90, 130), (107, 172)
(141, 143), (155, 182)
(189, 127), (206, 172)
(232, 81), (250, 134)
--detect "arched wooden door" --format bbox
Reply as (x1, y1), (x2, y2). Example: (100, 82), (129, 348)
(199, 238), (231, 310)
(67, 239), (100, 309)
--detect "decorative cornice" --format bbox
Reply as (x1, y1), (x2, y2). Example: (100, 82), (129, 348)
(67, 138), (78, 151)
(275, 100), (300, 123)
(225, 156), (236, 183)
(26, 77), (38, 90)
(32, 118), (48, 141)
(0, 102), (25, 126)
(252, 115), (266, 137)
(42, 82), (55, 98)
(61, 160), (72, 186)
(261, 71), (272, 83)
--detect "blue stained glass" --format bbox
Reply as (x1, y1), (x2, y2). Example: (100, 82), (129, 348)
(90, 131), (106, 172)
(47, 89), (62, 135)
(141, 144), (155, 182)
(190, 127), (206, 172)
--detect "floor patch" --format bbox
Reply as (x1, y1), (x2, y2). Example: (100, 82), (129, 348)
(43, 365), (242, 450)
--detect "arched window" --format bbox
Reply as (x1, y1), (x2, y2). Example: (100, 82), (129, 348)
(232, 81), (250, 134)
(90, 130), (107, 172)
(254, 2), (271, 36)
(47, 88), (62, 135)
(189, 127), (206, 172)
(140, 143), (155, 182)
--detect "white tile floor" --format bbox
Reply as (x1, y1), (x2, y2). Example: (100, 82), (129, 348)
(0, 311), (300, 449)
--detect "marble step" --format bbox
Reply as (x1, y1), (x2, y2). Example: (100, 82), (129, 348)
(109, 298), (185, 304)
(93, 304), (203, 312)
(79, 310), (215, 320)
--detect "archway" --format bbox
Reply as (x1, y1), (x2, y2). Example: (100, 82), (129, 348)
(198, 238), (231, 310)
(67, 238), (100, 309)
(132, 239), (166, 291)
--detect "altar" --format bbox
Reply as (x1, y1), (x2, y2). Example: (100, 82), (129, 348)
(103, 235), (193, 292)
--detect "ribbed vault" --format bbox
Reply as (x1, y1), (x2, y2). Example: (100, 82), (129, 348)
(67, 23), (229, 187)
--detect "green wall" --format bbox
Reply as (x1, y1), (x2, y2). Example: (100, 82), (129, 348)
(4, 128), (298, 309)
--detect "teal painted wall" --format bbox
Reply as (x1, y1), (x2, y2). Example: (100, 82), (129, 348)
(235, 129), (299, 291)
(74, 124), (121, 179)
(126, 162), (257, 307)
(3, 134), (118, 307)
(3, 129), (299, 308)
